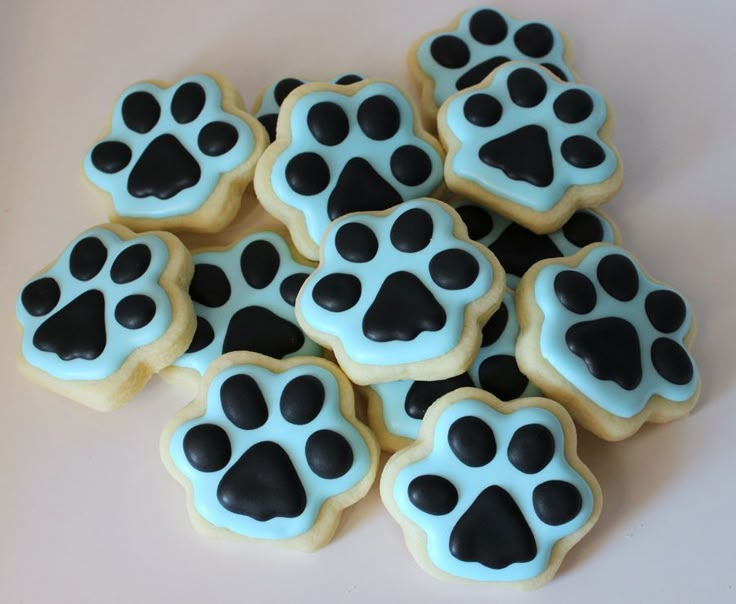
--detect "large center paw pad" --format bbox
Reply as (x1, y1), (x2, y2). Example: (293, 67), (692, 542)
(452, 200), (618, 287)
(412, 7), (573, 116)
(367, 292), (541, 451)
(165, 356), (377, 549)
(85, 74), (262, 223)
(256, 80), (445, 259)
(382, 394), (599, 585)
(172, 233), (320, 377)
(297, 199), (504, 384)
(522, 244), (699, 428)
(441, 63), (619, 221)
(17, 226), (175, 380)
(253, 73), (364, 142)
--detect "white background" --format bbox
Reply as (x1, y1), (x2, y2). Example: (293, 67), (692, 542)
(2, 1), (735, 602)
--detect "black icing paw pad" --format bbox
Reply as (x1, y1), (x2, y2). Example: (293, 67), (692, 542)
(85, 75), (254, 221)
(174, 233), (320, 375)
(299, 200), (497, 373)
(536, 245), (698, 419)
(17, 227), (170, 380)
(265, 81), (443, 256)
(169, 361), (373, 541)
(389, 397), (596, 582)
(415, 7), (573, 110)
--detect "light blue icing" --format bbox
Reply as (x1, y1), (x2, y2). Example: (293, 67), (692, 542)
(298, 199), (495, 366)
(84, 74), (255, 219)
(451, 200), (617, 288)
(254, 73), (365, 119)
(417, 7), (573, 108)
(169, 362), (372, 540)
(535, 245), (698, 418)
(172, 232), (321, 374)
(445, 63), (617, 212)
(271, 82), (444, 247)
(16, 227), (172, 381)
(393, 398), (595, 582)
(370, 292), (540, 441)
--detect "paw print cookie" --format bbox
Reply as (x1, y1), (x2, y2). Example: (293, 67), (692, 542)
(254, 79), (445, 260)
(452, 200), (619, 288)
(165, 232), (321, 391)
(365, 292), (541, 451)
(410, 6), (575, 124)
(252, 73), (364, 142)
(516, 244), (700, 441)
(16, 225), (195, 411)
(381, 389), (601, 587)
(84, 73), (268, 234)
(162, 353), (379, 551)
(439, 63), (622, 234)
(296, 199), (506, 385)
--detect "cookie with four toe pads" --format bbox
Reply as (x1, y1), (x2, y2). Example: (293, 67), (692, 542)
(295, 199), (506, 385)
(381, 388), (601, 588)
(16, 224), (195, 411)
(516, 243), (700, 441)
(438, 62), (622, 234)
(84, 73), (268, 234)
(161, 352), (379, 551)
(254, 79), (446, 260)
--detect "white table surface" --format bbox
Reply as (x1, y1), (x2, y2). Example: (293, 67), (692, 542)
(2, 1), (735, 602)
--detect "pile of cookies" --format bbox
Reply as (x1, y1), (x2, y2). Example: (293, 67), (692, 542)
(15, 6), (700, 590)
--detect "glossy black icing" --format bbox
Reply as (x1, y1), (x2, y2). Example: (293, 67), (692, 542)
(183, 423), (231, 472)
(33, 290), (106, 360)
(507, 424), (555, 474)
(429, 249), (479, 290)
(491, 223), (562, 278)
(455, 204), (494, 240)
(390, 208), (433, 253)
(187, 316), (215, 353)
(308, 102), (349, 146)
(313, 273), (362, 312)
(430, 35), (470, 69)
(532, 480), (582, 526)
(562, 211), (604, 247)
(122, 91), (160, 134)
(478, 355), (530, 401)
(645, 290), (686, 334)
(554, 271), (597, 314)
(222, 306), (305, 359)
(566, 317), (642, 390)
(327, 157), (401, 220)
(479, 125), (553, 187)
(198, 121), (238, 157)
(390, 145), (432, 187)
(363, 271), (446, 342)
(651, 338), (693, 385)
(508, 67), (547, 107)
(190, 263), (231, 307)
(128, 134), (201, 199)
(469, 9), (508, 44)
(463, 93), (503, 127)
(305, 429), (353, 479)
(357, 95), (400, 141)
(334, 74), (363, 85)
(259, 114), (278, 143)
(280, 273), (309, 306)
(335, 222), (379, 263)
(114, 294), (155, 329)
(450, 485), (536, 568)
(542, 63), (569, 81)
(561, 136), (605, 169)
(448, 416), (496, 467)
(554, 89), (594, 124)
(456, 57), (509, 91)
(21, 278), (60, 317)
(171, 82), (205, 124)
(480, 301), (508, 347)
(280, 375), (324, 425)
(274, 78), (304, 105)
(514, 23), (554, 58)
(240, 240), (280, 290)
(70, 237), (107, 282)
(596, 254), (639, 302)
(408, 475), (458, 516)
(285, 152), (330, 196)
(217, 441), (307, 520)
(220, 373), (269, 430)
(91, 141), (132, 174)
(404, 373), (474, 420)
(111, 244), (151, 284)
